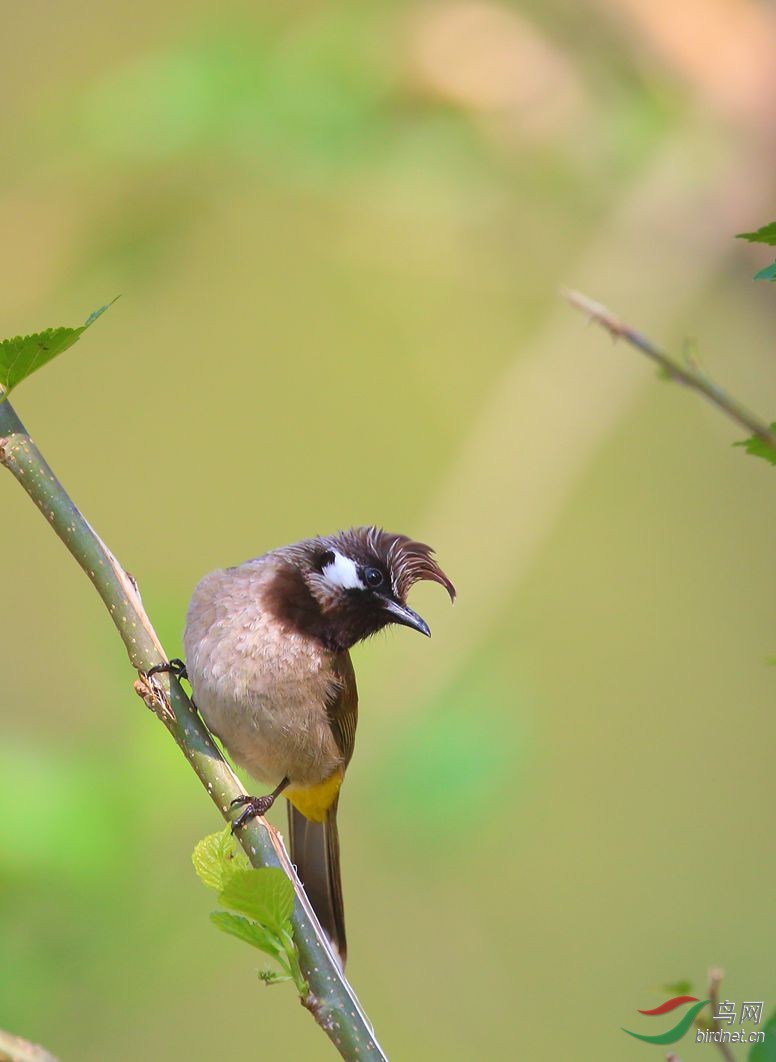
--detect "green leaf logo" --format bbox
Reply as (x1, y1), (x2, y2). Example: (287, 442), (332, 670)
(622, 997), (711, 1045)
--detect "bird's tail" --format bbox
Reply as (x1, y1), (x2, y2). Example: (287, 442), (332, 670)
(287, 797), (346, 966)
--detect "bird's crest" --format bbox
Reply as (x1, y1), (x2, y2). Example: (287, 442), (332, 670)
(331, 526), (456, 603)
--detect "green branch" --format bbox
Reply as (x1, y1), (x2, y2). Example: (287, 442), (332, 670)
(0, 398), (386, 1062)
(562, 287), (776, 452)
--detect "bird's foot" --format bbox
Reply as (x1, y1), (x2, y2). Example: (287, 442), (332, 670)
(146, 658), (188, 682)
(230, 794), (277, 832)
(230, 777), (290, 832)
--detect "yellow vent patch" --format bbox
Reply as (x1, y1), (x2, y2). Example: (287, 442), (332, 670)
(284, 770), (343, 823)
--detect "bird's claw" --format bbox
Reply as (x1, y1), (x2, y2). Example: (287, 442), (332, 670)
(230, 794), (276, 832)
(147, 658), (188, 682)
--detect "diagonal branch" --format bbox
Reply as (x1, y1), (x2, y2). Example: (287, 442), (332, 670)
(0, 1027), (59, 1062)
(0, 398), (386, 1062)
(562, 287), (776, 451)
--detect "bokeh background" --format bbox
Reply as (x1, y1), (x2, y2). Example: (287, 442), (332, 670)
(2, 2), (776, 1059)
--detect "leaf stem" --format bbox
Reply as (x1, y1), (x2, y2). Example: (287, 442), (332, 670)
(0, 399), (386, 1062)
(562, 288), (776, 451)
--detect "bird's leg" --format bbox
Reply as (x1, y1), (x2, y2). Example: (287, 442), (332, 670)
(231, 777), (290, 832)
(146, 657), (188, 682)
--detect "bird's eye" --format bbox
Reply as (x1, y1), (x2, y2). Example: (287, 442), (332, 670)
(318, 550), (335, 571)
(363, 566), (384, 589)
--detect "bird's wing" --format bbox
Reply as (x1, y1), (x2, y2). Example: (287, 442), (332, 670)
(326, 651), (358, 767)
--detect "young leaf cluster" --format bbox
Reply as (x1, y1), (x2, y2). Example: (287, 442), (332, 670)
(192, 829), (307, 995)
(733, 425), (776, 467)
(731, 224), (776, 463)
(736, 222), (776, 283)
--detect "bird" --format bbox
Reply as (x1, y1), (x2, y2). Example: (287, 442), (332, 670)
(177, 526), (454, 965)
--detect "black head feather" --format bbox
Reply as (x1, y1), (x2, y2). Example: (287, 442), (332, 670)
(328, 527), (456, 604)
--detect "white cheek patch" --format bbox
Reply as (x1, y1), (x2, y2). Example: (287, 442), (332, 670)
(323, 551), (364, 590)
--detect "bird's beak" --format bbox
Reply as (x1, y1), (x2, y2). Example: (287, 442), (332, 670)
(382, 598), (431, 637)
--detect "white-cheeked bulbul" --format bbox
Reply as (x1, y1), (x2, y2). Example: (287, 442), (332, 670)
(177, 527), (454, 965)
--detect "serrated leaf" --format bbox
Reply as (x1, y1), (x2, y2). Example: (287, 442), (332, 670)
(753, 260), (776, 282)
(192, 827), (250, 892)
(209, 910), (284, 960)
(219, 867), (294, 934)
(737, 223), (776, 246)
(749, 1007), (776, 1061)
(733, 426), (776, 467)
(0, 298), (118, 398)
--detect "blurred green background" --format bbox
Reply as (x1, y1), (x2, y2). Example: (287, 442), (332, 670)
(2, 1), (776, 1059)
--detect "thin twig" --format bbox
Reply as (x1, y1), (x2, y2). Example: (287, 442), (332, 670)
(562, 287), (776, 451)
(708, 967), (738, 1062)
(0, 399), (386, 1062)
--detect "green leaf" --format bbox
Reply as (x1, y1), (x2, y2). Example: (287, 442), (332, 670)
(209, 910), (284, 960)
(192, 827), (250, 892)
(0, 299), (117, 398)
(662, 979), (693, 997)
(218, 867), (294, 934)
(737, 223), (776, 246)
(749, 1007), (776, 1060)
(753, 260), (776, 282)
(733, 426), (776, 466)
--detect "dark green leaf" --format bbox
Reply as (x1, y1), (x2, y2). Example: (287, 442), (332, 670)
(209, 911), (284, 960)
(219, 868), (294, 933)
(192, 827), (250, 892)
(737, 223), (776, 246)
(749, 1007), (776, 1061)
(753, 261), (776, 282)
(733, 426), (776, 466)
(0, 299), (117, 398)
